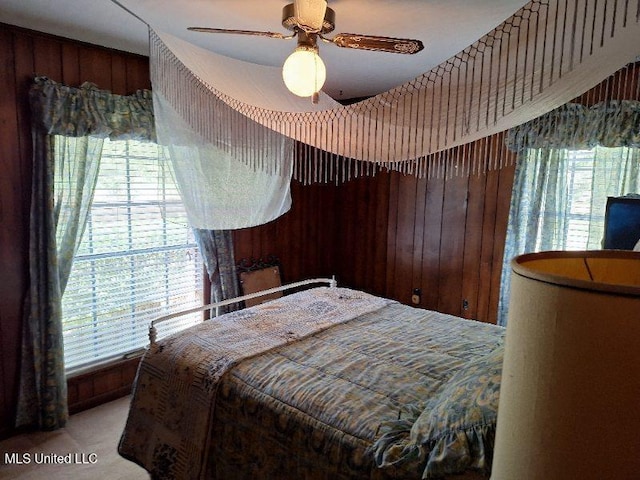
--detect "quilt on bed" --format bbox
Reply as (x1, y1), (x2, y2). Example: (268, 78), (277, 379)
(118, 287), (505, 479)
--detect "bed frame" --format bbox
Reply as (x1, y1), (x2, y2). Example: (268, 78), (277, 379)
(148, 276), (337, 347)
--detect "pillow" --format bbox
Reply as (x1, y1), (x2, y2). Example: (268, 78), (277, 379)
(409, 346), (503, 479)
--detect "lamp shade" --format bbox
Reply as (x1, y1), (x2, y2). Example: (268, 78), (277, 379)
(282, 47), (326, 98)
(492, 250), (640, 480)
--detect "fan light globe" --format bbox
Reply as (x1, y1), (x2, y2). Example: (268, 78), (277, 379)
(282, 48), (326, 98)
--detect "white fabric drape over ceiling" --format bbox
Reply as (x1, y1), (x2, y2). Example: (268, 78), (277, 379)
(151, 0), (640, 181)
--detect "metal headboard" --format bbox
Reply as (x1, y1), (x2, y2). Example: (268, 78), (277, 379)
(148, 276), (337, 347)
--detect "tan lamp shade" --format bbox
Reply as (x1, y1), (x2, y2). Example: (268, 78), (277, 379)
(492, 250), (640, 480)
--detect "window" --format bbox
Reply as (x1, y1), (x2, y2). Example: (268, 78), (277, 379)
(561, 148), (605, 250)
(526, 146), (639, 252)
(60, 138), (203, 373)
(564, 146), (640, 250)
(499, 144), (640, 325)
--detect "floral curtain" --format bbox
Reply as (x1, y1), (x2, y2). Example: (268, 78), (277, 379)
(17, 77), (155, 430)
(498, 100), (640, 326)
(194, 230), (241, 315)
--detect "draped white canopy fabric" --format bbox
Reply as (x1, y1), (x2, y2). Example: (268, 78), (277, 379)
(154, 91), (293, 229)
(149, 0), (640, 228)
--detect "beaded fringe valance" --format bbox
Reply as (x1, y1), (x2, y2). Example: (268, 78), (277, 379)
(151, 0), (640, 183)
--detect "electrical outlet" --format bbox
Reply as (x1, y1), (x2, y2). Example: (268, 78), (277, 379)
(411, 288), (421, 305)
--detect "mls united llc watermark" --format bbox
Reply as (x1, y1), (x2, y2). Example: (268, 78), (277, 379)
(4, 452), (98, 465)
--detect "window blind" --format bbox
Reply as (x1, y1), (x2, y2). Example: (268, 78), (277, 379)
(562, 147), (636, 251)
(61, 138), (203, 374)
(563, 149), (601, 250)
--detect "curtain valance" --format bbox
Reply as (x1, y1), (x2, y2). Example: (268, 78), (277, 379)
(506, 100), (640, 152)
(30, 76), (155, 140)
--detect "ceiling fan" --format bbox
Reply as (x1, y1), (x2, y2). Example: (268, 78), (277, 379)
(188, 0), (424, 102)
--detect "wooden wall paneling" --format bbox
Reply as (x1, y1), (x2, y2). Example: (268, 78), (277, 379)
(308, 182), (327, 278)
(249, 221), (264, 263)
(270, 196), (290, 280)
(280, 190), (300, 282)
(126, 55), (151, 92)
(79, 46), (113, 91)
(272, 202), (290, 264)
(287, 182), (305, 282)
(350, 177), (368, 287)
(305, 182), (334, 280)
(371, 173), (391, 297)
(111, 54), (127, 95)
(32, 36), (62, 81)
(77, 378), (94, 407)
(67, 379), (79, 408)
(391, 173), (420, 304)
(66, 357), (141, 414)
(12, 32), (35, 237)
(292, 182), (306, 281)
(334, 179), (345, 283)
(305, 182), (319, 279)
(232, 228), (254, 265)
(0, 28), (20, 438)
(10, 34), (36, 424)
(13, 32), (35, 99)
(460, 143), (488, 320)
(420, 170), (445, 311)
(318, 183), (337, 279)
(61, 43), (80, 87)
(475, 141), (503, 323)
(14, 32), (44, 332)
(436, 159), (470, 317)
(14, 28), (36, 195)
(93, 369), (121, 397)
(410, 175), (427, 305)
(348, 175), (380, 289)
(364, 175), (381, 290)
(259, 221), (277, 268)
(253, 221), (269, 263)
(383, 172), (400, 297)
(258, 180), (304, 283)
(334, 178), (356, 287)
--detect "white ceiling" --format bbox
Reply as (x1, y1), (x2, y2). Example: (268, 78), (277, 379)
(1, 0), (530, 100)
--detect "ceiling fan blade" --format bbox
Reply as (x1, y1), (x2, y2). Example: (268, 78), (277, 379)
(329, 33), (424, 54)
(187, 27), (293, 40)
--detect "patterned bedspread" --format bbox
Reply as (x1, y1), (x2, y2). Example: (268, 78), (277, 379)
(118, 287), (504, 480)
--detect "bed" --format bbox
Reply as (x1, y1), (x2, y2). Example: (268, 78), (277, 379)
(118, 281), (505, 479)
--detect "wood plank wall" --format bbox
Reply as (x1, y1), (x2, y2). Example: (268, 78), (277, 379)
(0, 23), (150, 438)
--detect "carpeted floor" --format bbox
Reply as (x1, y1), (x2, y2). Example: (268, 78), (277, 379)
(0, 396), (148, 479)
